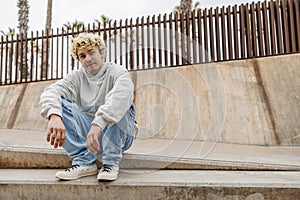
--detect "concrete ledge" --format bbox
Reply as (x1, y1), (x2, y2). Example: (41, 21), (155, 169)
(0, 169), (299, 199)
(1, 129), (300, 170)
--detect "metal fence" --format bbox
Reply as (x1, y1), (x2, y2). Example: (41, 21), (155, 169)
(0, 0), (299, 85)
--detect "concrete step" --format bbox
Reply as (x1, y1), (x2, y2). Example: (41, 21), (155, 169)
(0, 169), (300, 199)
(1, 129), (300, 170)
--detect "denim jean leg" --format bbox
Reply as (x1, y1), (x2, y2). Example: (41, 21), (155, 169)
(101, 105), (135, 166)
(61, 98), (97, 165)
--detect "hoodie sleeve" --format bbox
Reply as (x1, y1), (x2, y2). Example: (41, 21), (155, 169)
(92, 66), (134, 129)
(39, 72), (78, 119)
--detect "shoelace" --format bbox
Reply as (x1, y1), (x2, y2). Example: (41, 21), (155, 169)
(66, 164), (80, 172)
(102, 165), (113, 173)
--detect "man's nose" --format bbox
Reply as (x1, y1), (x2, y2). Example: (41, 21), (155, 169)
(85, 54), (92, 62)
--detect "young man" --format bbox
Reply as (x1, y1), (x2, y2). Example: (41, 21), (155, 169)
(40, 32), (136, 181)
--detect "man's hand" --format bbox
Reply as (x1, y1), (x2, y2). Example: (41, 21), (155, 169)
(47, 114), (66, 148)
(86, 125), (102, 154)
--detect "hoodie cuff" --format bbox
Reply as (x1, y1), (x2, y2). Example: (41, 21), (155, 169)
(46, 108), (62, 120)
(92, 116), (109, 129)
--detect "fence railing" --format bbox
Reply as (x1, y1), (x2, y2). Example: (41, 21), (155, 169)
(0, 0), (299, 85)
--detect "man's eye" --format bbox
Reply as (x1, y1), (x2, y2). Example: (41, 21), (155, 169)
(89, 50), (95, 55)
(79, 55), (85, 59)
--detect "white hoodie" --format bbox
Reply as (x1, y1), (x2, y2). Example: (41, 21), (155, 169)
(40, 62), (134, 129)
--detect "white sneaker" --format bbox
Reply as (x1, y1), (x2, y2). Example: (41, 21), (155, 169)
(55, 164), (98, 180)
(97, 164), (119, 181)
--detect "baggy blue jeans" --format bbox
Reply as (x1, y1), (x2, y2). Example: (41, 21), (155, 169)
(61, 98), (135, 166)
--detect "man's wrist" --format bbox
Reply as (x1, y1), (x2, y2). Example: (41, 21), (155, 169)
(49, 114), (62, 120)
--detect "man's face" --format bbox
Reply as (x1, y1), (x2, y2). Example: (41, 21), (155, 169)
(77, 46), (104, 75)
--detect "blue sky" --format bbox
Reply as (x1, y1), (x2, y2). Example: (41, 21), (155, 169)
(0, 0), (258, 33)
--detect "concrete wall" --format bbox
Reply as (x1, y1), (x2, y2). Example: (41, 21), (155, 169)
(1, 53), (299, 146)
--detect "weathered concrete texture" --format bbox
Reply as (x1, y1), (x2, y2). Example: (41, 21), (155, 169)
(133, 54), (300, 145)
(0, 54), (299, 145)
(255, 54), (300, 145)
(0, 169), (300, 200)
(0, 84), (26, 129)
(13, 81), (54, 130)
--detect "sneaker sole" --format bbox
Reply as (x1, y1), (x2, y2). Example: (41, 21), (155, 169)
(97, 174), (118, 181)
(56, 169), (98, 181)
(97, 177), (118, 182)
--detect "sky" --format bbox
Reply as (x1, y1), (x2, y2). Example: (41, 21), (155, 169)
(0, 0), (259, 33)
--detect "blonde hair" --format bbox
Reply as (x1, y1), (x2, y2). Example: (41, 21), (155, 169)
(71, 32), (106, 60)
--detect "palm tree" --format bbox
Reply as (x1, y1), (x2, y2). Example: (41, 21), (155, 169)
(174, 1), (200, 14)
(17, 0), (30, 79)
(0, 28), (16, 36)
(42, 0), (53, 79)
(94, 15), (112, 28)
(63, 20), (85, 32)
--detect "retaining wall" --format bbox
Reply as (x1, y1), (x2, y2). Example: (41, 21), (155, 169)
(1, 53), (299, 146)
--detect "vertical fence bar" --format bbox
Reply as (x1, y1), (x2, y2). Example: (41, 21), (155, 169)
(203, 8), (209, 62)
(6, 35), (10, 84)
(233, 5), (239, 59)
(11, 35), (15, 84)
(191, 10), (197, 64)
(227, 6), (233, 60)
(186, 12), (191, 64)
(61, 28), (64, 78)
(245, 4), (252, 58)
(29, 32), (34, 81)
(221, 6), (227, 60)
(141, 17), (145, 69)
(46, 29), (49, 80)
(125, 19), (128, 69)
(209, 8), (215, 61)
(50, 29), (54, 80)
(157, 15), (162, 67)
(256, 2), (264, 57)
(274, 0), (283, 54)
(215, 7), (221, 61)
(169, 13), (174, 66)
(0, 36), (3, 85)
(163, 14), (168, 66)
(287, 0), (296, 52)
(197, 9), (203, 63)
(119, 20), (123, 66)
(25, 33), (29, 82)
(281, 0), (290, 53)
(269, 1), (277, 54)
(239, 4), (246, 58)
(41, 31), (44, 80)
(180, 12), (185, 64)
(262, 1), (271, 56)
(152, 15), (156, 68)
(20, 34), (24, 82)
(130, 18), (134, 70)
(9, 35), (14, 84)
(55, 29), (59, 79)
(108, 21), (112, 62)
(66, 29), (70, 72)
(146, 16), (151, 68)
(136, 18), (140, 69)
(250, 3), (258, 57)
(294, 0), (300, 52)
(114, 20), (118, 65)
(174, 13), (180, 65)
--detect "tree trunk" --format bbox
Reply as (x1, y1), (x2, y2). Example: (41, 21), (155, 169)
(180, 0), (192, 64)
(17, 0), (29, 80)
(180, 0), (192, 13)
(42, 0), (53, 79)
